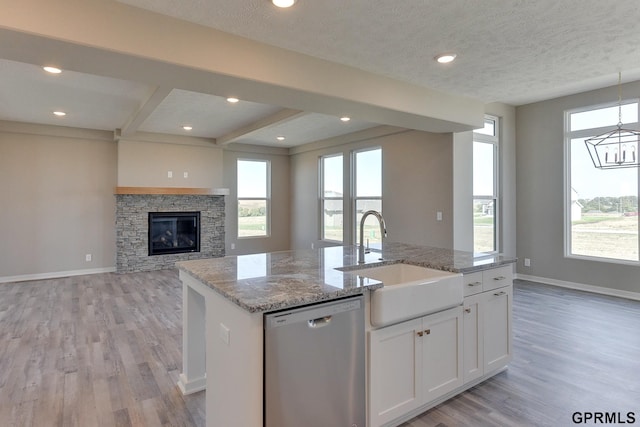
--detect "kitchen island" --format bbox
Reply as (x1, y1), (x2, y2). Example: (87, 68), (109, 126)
(176, 243), (516, 427)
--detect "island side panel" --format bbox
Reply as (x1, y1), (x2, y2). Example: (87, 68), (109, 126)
(178, 271), (208, 394)
(205, 278), (263, 427)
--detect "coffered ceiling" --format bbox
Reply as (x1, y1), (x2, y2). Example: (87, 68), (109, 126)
(1, 0), (640, 148)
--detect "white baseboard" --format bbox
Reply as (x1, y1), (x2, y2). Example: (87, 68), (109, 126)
(0, 267), (116, 284)
(177, 373), (207, 395)
(515, 273), (640, 302)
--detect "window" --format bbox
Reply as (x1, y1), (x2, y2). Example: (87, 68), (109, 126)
(473, 116), (499, 253)
(565, 101), (639, 263)
(354, 147), (382, 246)
(320, 154), (344, 242)
(237, 159), (269, 238)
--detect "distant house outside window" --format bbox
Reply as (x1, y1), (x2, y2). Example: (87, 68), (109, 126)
(565, 101), (639, 263)
(473, 116), (499, 253)
(320, 154), (344, 242)
(237, 159), (270, 238)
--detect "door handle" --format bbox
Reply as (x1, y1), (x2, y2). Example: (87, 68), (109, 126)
(308, 316), (332, 328)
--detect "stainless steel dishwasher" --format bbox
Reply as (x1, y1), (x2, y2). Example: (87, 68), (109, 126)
(264, 295), (365, 427)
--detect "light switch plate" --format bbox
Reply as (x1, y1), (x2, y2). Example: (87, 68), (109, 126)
(219, 323), (230, 345)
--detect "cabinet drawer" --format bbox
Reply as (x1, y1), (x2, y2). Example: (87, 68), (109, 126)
(482, 265), (513, 291)
(463, 272), (484, 296)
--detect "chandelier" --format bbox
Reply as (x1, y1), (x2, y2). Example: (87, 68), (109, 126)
(584, 72), (640, 169)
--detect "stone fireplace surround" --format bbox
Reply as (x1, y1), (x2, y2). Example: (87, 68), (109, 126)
(115, 188), (225, 273)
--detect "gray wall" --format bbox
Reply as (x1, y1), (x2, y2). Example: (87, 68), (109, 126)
(516, 81), (640, 293)
(0, 122), (117, 280)
(290, 129), (454, 250)
(223, 144), (291, 255)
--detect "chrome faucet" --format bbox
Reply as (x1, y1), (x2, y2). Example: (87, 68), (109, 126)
(358, 210), (387, 264)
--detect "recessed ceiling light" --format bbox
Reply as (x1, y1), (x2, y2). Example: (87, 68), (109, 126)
(226, 97), (239, 103)
(435, 53), (457, 64)
(182, 125), (193, 131)
(53, 111), (66, 116)
(43, 66), (62, 74)
(276, 136), (285, 141)
(272, 0), (296, 8)
(340, 116), (351, 122)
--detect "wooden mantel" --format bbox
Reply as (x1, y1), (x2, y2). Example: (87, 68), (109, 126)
(115, 187), (229, 195)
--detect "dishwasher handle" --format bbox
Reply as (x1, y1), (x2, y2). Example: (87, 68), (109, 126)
(308, 316), (332, 328)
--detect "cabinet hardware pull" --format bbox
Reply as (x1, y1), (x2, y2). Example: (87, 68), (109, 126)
(493, 276), (506, 281)
(464, 308), (471, 313)
(424, 329), (431, 335)
(417, 331), (423, 337)
(467, 281), (482, 287)
(493, 291), (506, 296)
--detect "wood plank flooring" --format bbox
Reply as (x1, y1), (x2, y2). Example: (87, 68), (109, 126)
(1, 272), (639, 426)
(0, 270), (204, 427)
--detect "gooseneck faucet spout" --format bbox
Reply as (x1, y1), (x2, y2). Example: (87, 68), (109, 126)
(358, 210), (387, 264)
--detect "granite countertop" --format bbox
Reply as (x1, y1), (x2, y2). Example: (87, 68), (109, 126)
(177, 242), (517, 314)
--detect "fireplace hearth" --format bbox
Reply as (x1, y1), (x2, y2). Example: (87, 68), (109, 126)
(149, 212), (200, 256)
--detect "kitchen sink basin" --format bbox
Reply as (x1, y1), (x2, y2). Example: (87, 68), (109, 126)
(346, 263), (463, 327)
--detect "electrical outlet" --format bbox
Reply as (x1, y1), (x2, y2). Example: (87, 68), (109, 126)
(436, 211), (443, 221)
(524, 258), (531, 267)
(85, 254), (92, 262)
(230, 243), (235, 250)
(311, 242), (315, 249)
(167, 171), (173, 178)
(183, 172), (188, 178)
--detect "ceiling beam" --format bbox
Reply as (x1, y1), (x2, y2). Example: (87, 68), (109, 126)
(216, 108), (309, 145)
(119, 86), (173, 138)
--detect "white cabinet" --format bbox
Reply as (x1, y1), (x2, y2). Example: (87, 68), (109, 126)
(368, 264), (514, 427)
(369, 318), (422, 426)
(483, 286), (512, 373)
(421, 307), (464, 402)
(369, 307), (462, 427)
(462, 293), (483, 383)
(462, 266), (513, 383)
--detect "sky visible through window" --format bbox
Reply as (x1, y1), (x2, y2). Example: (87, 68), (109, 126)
(237, 160), (267, 197)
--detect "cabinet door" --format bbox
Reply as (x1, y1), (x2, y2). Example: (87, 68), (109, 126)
(462, 294), (484, 383)
(483, 285), (513, 373)
(421, 307), (463, 403)
(369, 318), (423, 427)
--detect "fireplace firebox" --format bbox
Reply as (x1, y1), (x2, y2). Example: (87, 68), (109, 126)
(149, 212), (200, 256)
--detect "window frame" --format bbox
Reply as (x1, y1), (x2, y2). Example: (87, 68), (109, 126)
(237, 158), (271, 239)
(473, 115), (500, 254)
(563, 99), (640, 265)
(319, 153), (344, 243)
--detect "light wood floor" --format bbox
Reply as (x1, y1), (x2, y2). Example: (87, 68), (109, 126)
(1, 272), (639, 426)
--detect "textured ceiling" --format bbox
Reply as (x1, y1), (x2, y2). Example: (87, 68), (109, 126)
(118, 0), (640, 105)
